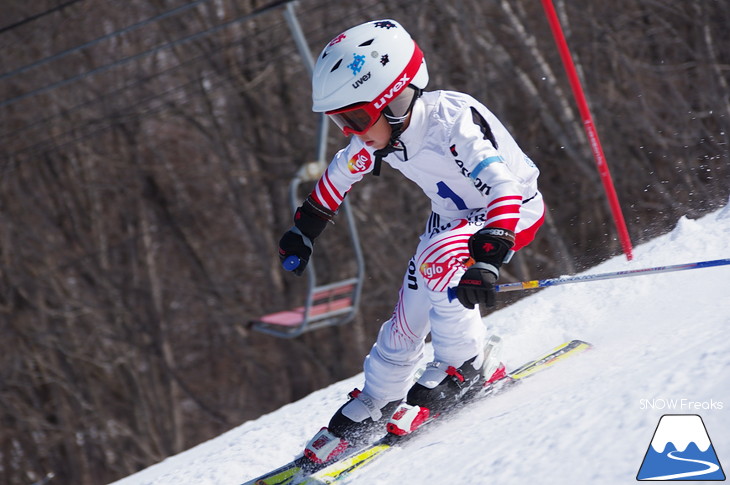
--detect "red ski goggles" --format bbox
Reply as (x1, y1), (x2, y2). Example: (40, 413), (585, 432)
(326, 103), (382, 136)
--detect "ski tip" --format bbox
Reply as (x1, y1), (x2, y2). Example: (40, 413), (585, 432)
(507, 339), (593, 381)
(571, 339), (593, 349)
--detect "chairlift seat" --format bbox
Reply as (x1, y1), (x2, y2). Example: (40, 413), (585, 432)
(248, 62), (364, 337)
(250, 278), (359, 337)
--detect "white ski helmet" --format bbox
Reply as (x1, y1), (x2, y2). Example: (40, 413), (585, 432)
(312, 19), (428, 135)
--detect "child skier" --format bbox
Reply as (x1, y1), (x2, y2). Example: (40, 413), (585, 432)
(278, 19), (545, 464)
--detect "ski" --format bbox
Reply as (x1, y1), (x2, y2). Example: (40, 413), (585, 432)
(300, 339), (592, 483)
(241, 457), (306, 485)
(509, 338), (592, 380)
(242, 339), (592, 485)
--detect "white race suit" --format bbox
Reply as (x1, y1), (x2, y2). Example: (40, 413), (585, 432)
(309, 90), (545, 402)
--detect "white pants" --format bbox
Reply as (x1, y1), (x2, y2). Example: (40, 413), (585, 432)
(361, 193), (545, 402)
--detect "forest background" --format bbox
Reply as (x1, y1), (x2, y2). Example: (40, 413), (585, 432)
(1, 1), (728, 484)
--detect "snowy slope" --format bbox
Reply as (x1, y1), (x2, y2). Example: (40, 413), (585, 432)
(112, 202), (730, 485)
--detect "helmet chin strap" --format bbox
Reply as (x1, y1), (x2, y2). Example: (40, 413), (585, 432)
(372, 87), (422, 176)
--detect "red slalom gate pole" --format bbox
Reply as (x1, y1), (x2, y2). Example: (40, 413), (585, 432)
(541, 0), (634, 260)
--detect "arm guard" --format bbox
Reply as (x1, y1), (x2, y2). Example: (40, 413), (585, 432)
(467, 227), (515, 277)
(294, 195), (337, 240)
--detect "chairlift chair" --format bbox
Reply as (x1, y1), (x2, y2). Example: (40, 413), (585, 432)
(249, 3), (364, 338)
(250, 160), (365, 338)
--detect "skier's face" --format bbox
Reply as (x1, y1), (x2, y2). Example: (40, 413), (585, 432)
(355, 114), (392, 150)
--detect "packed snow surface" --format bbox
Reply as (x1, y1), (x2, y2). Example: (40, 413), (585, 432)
(113, 203), (730, 485)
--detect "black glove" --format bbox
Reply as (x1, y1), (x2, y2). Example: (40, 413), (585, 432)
(455, 227), (515, 309)
(278, 227), (313, 276)
(278, 196), (336, 276)
(455, 263), (498, 309)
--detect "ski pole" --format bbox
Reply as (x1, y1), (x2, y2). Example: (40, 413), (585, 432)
(447, 258), (730, 301)
(282, 255), (300, 271)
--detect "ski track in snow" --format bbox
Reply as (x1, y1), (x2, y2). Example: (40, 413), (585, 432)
(112, 201), (730, 485)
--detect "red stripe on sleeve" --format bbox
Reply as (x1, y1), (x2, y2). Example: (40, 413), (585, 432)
(486, 204), (521, 220)
(487, 195), (522, 208)
(312, 170), (344, 211)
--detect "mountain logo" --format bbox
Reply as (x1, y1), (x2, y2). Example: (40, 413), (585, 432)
(637, 414), (725, 481)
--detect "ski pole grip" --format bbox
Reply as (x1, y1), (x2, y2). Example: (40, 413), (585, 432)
(447, 284), (504, 301)
(282, 255), (301, 272)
